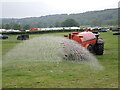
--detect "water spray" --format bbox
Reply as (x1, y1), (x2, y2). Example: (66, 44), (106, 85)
(3, 36), (104, 70)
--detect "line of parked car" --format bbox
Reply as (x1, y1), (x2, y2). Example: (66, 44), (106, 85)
(0, 34), (30, 40)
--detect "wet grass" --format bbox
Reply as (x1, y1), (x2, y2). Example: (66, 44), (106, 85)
(2, 31), (119, 88)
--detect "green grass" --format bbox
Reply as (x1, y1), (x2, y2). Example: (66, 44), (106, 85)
(2, 31), (119, 88)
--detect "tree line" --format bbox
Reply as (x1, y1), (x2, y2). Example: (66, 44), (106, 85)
(1, 19), (80, 30)
(1, 23), (31, 30)
(1, 8), (118, 29)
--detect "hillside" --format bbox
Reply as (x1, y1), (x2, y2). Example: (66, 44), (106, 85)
(1, 8), (118, 27)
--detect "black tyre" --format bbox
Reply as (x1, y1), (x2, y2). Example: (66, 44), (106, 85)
(95, 44), (104, 55)
(87, 45), (94, 53)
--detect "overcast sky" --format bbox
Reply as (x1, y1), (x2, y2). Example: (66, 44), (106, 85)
(0, 0), (120, 18)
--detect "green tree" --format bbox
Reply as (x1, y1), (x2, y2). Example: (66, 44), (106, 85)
(2, 24), (11, 29)
(23, 24), (30, 30)
(61, 19), (79, 27)
(54, 22), (61, 27)
(92, 20), (102, 26)
(13, 24), (21, 30)
(0, 24), (2, 29)
(49, 25), (54, 28)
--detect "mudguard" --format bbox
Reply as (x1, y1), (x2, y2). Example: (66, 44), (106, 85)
(96, 38), (104, 45)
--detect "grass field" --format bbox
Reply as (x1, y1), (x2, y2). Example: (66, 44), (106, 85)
(1, 31), (119, 88)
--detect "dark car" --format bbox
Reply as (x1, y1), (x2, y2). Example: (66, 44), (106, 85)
(99, 29), (107, 32)
(17, 34), (29, 40)
(113, 32), (120, 35)
(112, 27), (120, 32)
(0, 34), (8, 39)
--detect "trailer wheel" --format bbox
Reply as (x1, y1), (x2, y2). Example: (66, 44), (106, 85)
(95, 44), (104, 55)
